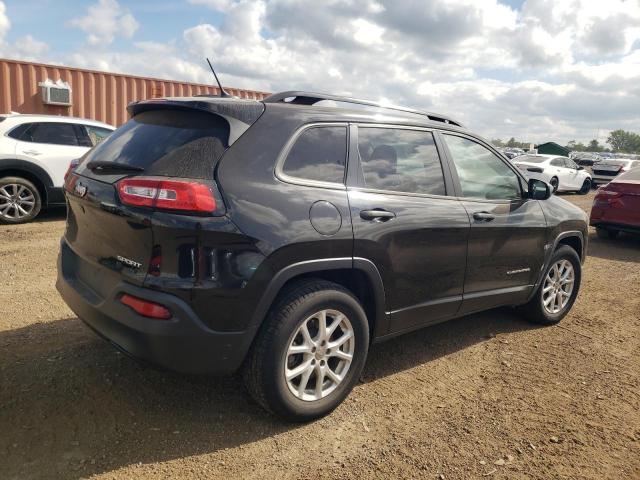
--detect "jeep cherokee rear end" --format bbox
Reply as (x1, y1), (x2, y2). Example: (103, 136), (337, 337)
(57, 98), (271, 374)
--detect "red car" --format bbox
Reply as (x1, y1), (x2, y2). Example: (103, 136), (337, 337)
(590, 167), (640, 239)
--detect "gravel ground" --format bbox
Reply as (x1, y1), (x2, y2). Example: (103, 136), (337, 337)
(1, 192), (639, 480)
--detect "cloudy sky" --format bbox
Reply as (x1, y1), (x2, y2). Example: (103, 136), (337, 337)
(1, 0), (639, 145)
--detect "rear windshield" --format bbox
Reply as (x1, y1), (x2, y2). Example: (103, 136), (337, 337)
(618, 167), (640, 181)
(77, 109), (229, 179)
(516, 155), (546, 163)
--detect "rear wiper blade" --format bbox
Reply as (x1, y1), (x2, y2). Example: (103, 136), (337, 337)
(86, 160), (144, 172)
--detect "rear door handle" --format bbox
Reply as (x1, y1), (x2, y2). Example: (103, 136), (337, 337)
(22, 150), (41, 156)
(473, 211), (495, 222)
(360, 209), (396, 222)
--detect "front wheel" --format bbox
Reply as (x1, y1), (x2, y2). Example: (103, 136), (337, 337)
(518, 245), (581, 325)
(550, 177), (559, 193)
(243, 279), (369, 421)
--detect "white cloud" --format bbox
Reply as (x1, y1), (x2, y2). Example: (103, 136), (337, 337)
(3, 0), (640, 144)
(68, 0), (138, 45)
(0, 3), (49, 60)
(0, 1), (10, 45)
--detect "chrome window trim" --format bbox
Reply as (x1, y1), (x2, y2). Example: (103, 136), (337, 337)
(274, 122), (349, 190)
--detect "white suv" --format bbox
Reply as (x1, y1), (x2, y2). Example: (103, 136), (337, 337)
(0, 114), (115, 224)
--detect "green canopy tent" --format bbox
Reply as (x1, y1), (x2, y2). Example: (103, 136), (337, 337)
(536, 142), (570, 156)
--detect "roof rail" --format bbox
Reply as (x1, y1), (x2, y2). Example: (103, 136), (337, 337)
(262, 90), (463, 127)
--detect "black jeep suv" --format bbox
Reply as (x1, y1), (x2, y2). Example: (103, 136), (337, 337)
(57, 91), (588, 421)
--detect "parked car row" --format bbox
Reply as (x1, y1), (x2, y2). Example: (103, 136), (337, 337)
(0, 113), (115, 224)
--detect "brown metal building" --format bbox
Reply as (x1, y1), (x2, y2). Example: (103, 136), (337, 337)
(0, 58), (270, 127)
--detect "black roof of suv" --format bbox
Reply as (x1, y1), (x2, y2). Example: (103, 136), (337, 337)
(57, 90), (588, 420)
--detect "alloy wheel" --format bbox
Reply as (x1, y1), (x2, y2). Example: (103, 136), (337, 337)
(0, 184), (36, 221)
(542, 259), (575, 314)
(284, 309), (355, 401)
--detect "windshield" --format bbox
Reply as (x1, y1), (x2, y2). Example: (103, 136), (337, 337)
(515, 155), (547, 163)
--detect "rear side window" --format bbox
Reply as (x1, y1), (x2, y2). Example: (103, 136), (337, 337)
(281, 126), (347, 184)
(357, 127), (446, 195)
(618, 167), (640, 181)
(550, 158), (564, 167)
(85, 126), (113, 146)
(9, 122), (81, 146)
(79, 110), (229, 179)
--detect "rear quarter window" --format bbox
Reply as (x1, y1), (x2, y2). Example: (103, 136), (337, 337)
(280, 126), (347, 185)
(78, 110), (229, 179)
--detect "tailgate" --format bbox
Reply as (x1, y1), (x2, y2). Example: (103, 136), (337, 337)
(64, 175), (153, 295)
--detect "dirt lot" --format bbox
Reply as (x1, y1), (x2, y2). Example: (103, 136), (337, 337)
(1, 192), (639, 480)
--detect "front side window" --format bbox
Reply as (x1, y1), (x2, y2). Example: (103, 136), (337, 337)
(357, 127), (446, 195)
(443, 134), (521, 200)
(282, 126), (347, 184)
(19, 122), (81, 146)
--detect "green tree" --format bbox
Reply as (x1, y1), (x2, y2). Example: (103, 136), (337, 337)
(492, 138), (505, 148)
(607, 130), (640, 152)
(588, 139), (601, 152)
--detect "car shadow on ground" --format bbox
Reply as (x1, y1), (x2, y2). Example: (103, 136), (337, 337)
(587, 230), (640, 262)
(32, 206), (67, 223)
(0, 309), (537, 479)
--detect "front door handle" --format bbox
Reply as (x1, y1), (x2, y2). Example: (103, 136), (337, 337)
(473, 211), (495, 222)
(360, 209), (396, 222)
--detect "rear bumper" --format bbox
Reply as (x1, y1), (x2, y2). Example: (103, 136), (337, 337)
(591, 175), (618, 184)
(589, 220), (640, 234)
(56, 239), (255, 375)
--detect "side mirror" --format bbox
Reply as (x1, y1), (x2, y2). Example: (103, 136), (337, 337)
(528, 178), (551, 200)
(576, 166), (584, 170)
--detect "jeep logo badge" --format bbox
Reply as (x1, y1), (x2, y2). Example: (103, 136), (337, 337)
(74, 183), (87, 198)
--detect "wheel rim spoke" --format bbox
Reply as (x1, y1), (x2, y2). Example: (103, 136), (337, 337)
(542, 259), (575, 315)
(284, 308), (355, 402)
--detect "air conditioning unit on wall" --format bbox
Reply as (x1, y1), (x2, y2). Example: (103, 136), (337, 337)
(39, 79), (72, 106)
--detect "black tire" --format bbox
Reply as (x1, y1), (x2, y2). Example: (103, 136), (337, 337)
(0, 176), (42, 224)
(518, 245), (581, 325)
(243, 279), (369, 422)
(550, 177), (559, 193)
(578, 178), (591, 195)
(596, 227), (619, 240)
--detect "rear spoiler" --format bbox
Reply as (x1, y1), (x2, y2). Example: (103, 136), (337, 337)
(127, 98), (265, 145)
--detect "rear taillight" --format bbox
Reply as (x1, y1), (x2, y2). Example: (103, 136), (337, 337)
(120, 294), (171, 319)
(64, 159), (80, 182)
(117, 177), (219, 214)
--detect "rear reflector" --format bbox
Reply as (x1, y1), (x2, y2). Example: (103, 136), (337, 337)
(117, 177), (217, 213)
(120, 294), (171, 319)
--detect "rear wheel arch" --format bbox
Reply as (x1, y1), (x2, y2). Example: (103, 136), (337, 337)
(249, 258), (388, 343)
